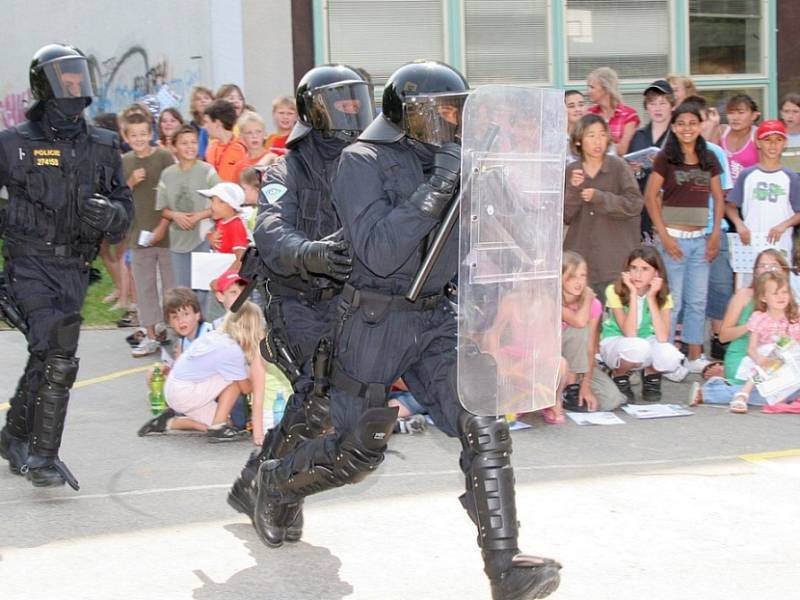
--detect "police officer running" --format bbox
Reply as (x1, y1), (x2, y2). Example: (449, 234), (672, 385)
(0, 45), (132, 489)
(253, 60), (561, 599)
(227, 65), (374, 538)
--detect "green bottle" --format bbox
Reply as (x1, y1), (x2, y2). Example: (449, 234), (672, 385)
(149, 365), (166, 415)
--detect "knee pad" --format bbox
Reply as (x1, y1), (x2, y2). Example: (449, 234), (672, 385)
(44, 355), (80, 389)
(273, 406), (398, 500)
(459, 413), (513, 457)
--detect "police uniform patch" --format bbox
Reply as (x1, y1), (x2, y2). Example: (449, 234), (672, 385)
(262, 183), (288, 204)
(33, 148), (61, 167)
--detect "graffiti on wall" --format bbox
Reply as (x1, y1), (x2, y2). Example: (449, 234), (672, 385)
(0, 88), (33, 129)
(0, 45), (201, 129)
(86, 45), (201, 117)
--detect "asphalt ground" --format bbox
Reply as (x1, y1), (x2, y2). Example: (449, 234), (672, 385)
(1, 329), (799, 600)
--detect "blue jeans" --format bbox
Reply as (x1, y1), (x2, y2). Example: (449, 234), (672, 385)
(701, 377), (767, 405)
(706, 233), (733, 320)
(657, 236), (709, 345)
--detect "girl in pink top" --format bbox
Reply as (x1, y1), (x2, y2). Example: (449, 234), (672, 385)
(586, 67), (640, 155)
(731, 270), (800, 413)
(559, 251), (603, 420)
(720, 94), (760, 183)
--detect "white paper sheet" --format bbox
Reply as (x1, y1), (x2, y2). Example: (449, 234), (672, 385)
(137, 230), (154, 247)
(566, 411), (625, 425)
(622, 404), (693, 419)
(190, 252), (236, 290)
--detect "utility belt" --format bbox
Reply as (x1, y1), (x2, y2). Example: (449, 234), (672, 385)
(341, 283), (442, 315)
(3, 239), (99, 263)
(267, 280), (340, 304)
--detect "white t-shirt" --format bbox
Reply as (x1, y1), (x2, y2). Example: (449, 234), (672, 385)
(169, 330), (248, 383)
(728, 165), (800, 259)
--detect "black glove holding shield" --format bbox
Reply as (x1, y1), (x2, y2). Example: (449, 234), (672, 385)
(409, 142), (461, 220)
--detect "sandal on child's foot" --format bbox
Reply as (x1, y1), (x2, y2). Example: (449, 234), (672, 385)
(729, 393), (748, 414)
(542, 408), (565, 425)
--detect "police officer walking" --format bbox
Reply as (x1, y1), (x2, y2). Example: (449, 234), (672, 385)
(253, 60), (561, 599)
(227, 65), (374, 537)
(0, 45), (132, 489)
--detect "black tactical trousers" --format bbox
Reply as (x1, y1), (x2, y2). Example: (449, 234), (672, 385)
(3, 256), (88, 453)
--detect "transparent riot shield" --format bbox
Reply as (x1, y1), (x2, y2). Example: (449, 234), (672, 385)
(457, 85), (566, 416)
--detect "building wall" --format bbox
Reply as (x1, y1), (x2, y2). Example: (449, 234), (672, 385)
(242, 0), (296, 130)
(0, 0), (295, 133)
(777, 0), (800, 101)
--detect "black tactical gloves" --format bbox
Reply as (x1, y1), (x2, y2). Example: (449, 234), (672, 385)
(78, 193), (128, 235)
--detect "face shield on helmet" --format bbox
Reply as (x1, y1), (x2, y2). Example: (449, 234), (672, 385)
(402, 91), (469, 146)
(40, 57), (94, 100)
(306, 80), (374, 139)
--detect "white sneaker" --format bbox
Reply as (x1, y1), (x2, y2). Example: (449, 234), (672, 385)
(131, 338), (159, 357)
(664, 362), (689, 382)
(685, 355), (712, 374)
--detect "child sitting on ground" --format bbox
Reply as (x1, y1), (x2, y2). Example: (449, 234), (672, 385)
(599, 246), (684, 403)
(694, 249), (791, 408)
(138, 301), (266, 443)
(729, 270), (800, 413)
(561, 251), (626, 413)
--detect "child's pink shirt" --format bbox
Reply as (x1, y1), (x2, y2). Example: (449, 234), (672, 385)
(746, 310), (800, 345)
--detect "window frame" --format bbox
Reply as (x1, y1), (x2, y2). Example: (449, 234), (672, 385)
(458, 0), (554, 86)
(685, 0), (768, 80)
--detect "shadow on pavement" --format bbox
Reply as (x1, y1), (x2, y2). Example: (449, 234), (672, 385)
(192, 523), (353, 600)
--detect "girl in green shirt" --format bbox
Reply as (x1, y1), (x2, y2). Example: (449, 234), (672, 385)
(599, 246), (684, 403)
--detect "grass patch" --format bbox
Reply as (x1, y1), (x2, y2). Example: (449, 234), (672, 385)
(82, 260), (130, 327)
(1, 244), (124, 329)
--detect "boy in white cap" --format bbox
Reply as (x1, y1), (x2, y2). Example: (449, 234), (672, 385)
(199, 182), (250, 264)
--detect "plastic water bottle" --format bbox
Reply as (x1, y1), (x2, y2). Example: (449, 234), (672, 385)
(149, 365), (166, 415)
(273, 390), (286, 426)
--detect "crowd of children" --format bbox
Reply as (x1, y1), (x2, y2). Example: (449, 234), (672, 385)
(104, 72), (800, 442)
(561, 69), (800, 418)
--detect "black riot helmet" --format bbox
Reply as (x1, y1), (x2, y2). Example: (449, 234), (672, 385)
(29, 44), (94, 106)
(286, 64), (375, 148)
(360, 60), (469, 146)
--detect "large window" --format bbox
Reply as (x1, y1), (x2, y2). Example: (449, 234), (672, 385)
(463, 0), (549, 85)
(689, 0), (763, 76)
(566, 0), (670, 82)
(325, 0), (444, 84)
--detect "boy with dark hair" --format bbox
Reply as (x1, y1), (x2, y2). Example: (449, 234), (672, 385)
(204, 99), (247, 182)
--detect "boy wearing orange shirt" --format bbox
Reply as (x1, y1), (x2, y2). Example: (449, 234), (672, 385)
(204, 99), (247, 182)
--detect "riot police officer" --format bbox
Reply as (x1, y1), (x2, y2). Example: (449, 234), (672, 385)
(0, 44), (132, 489)
(253, 60), (561, 600)
(227, 65), (374, 537)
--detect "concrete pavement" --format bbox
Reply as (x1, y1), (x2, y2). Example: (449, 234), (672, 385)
(1, 329), (799, 600)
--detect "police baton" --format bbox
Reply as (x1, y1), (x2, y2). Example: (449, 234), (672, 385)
(406, 123), (499, 302)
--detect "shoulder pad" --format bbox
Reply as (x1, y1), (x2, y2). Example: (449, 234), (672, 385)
(14, 121), (46, 141)
(87, 125), (121, 150)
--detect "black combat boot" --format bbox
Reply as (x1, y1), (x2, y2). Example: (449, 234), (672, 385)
(253, 459), (302, 548)
(490, 554), (562, 600)
(641, 373), (663, 403)
(0, 427), (28, 475)
(612, 374), (635, 404)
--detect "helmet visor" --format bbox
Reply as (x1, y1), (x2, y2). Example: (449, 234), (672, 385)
(42, 58), (94, 99)
(402, 92), (469, 146)
(308, 81), (375, 133)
